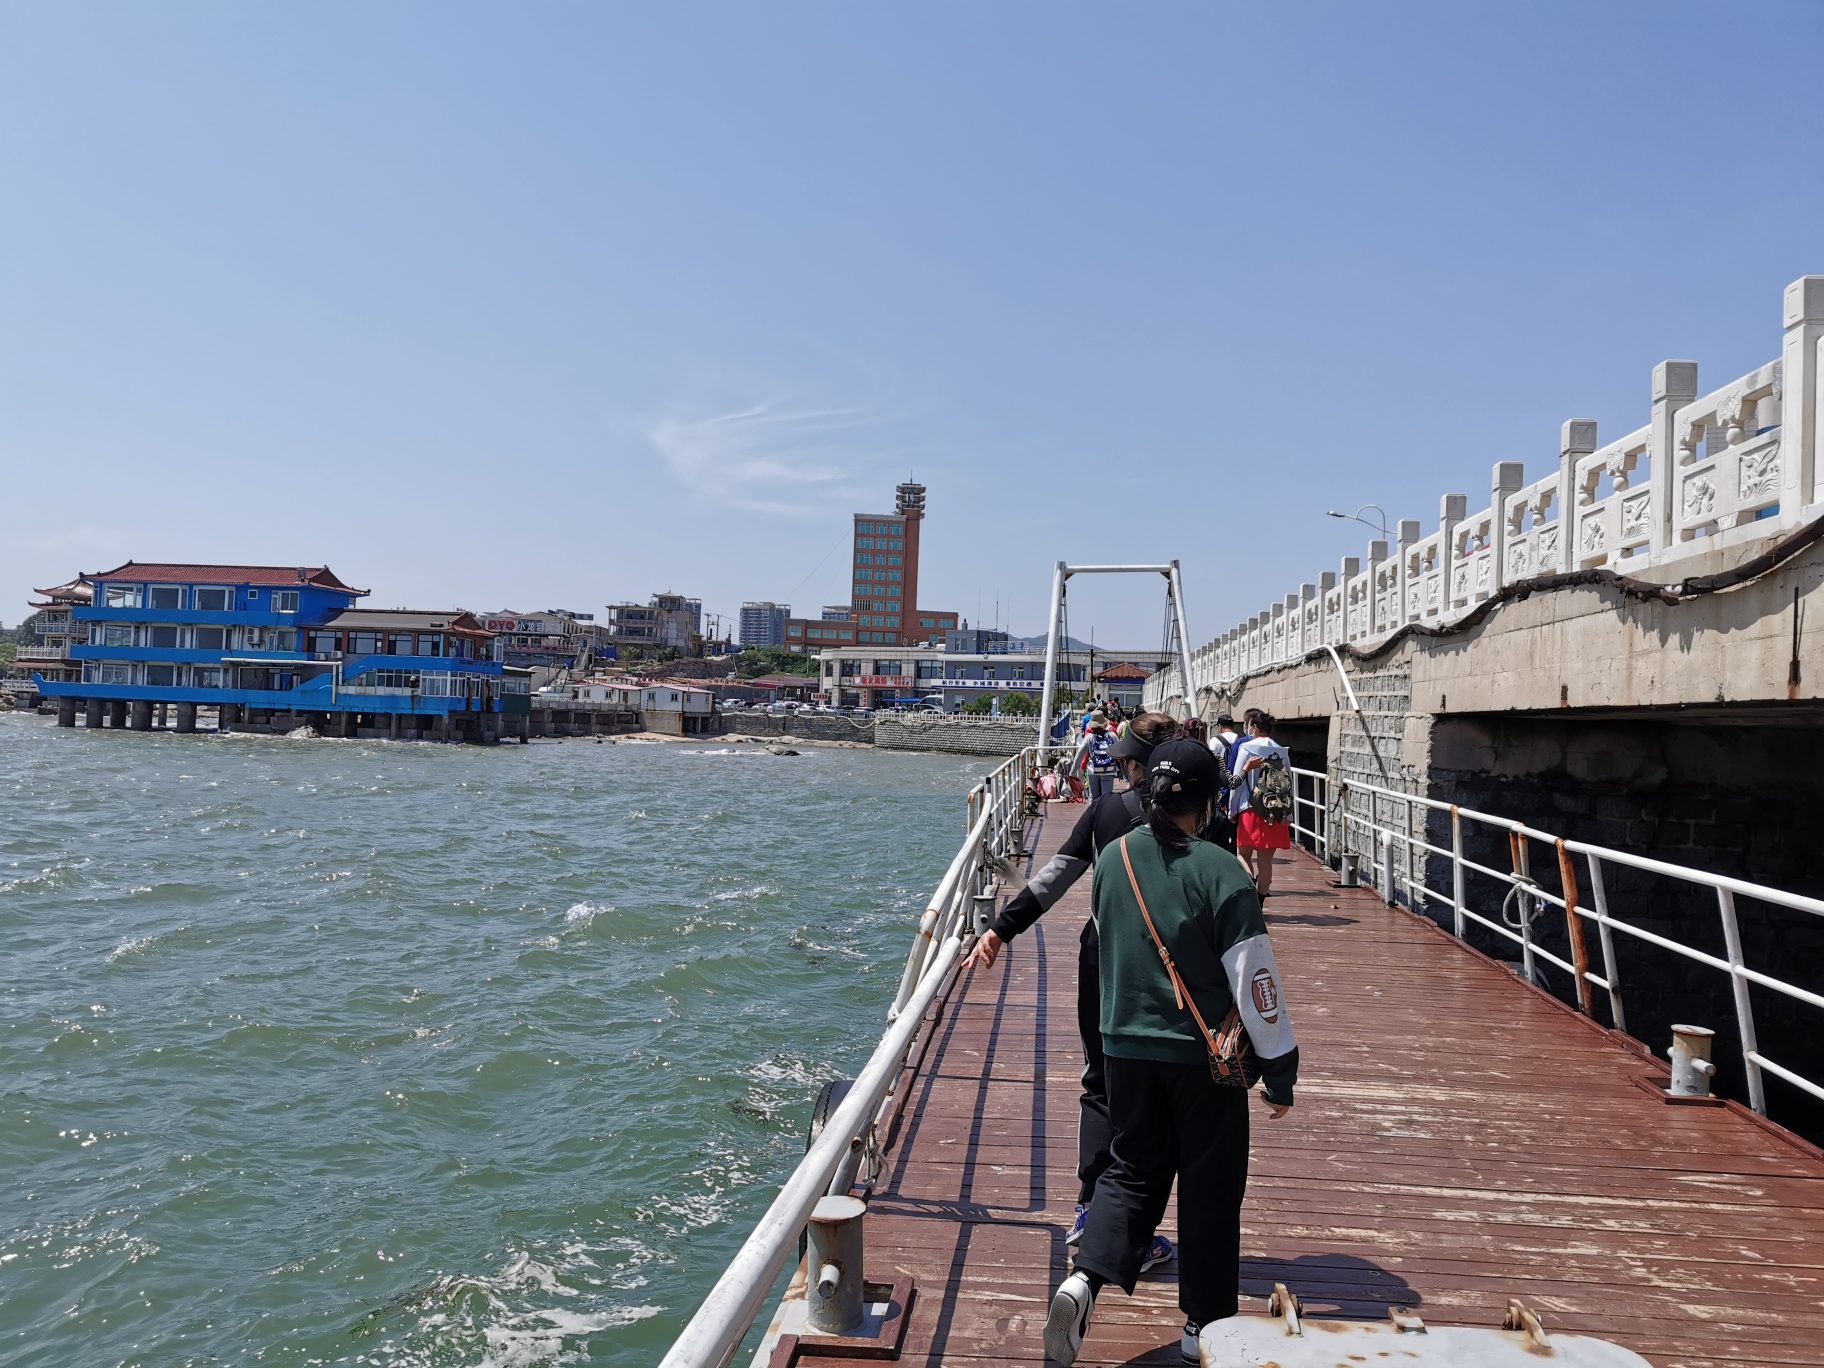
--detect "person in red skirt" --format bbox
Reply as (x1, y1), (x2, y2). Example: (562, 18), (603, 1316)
(1228, 710), (1292, 897)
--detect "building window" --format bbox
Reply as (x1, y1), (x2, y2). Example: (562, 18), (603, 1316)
(193, 626), (226, 650)
(856, 520), (874, 533)
(387, 634), (413, 655)
(194, 587), (231, 611)
(417, 635), (442, 656)
(148, 626), (179, 649)
(103, 586), (142, 609)
(310, 632), (340, 656)
(98, 624), (134, 647)
(788, 624), (803, 637)
(145, 664), (177, 686)
(854, 569), (872, 581)
(272, 591), (300, 613)
(99, 663), (131, 685)
(940, 618), (955, 628)
(886, 571), (901, 582)
(886, 586), (901, 597)
(856, 537), (873, 549)
(272, 629), (297, 651)
(887, 556), (901, 566)
(193, 667), (223, 689)
(888, 539), (903, 550)
(148, 586), (183, 609)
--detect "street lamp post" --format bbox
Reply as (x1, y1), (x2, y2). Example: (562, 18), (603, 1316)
(1325, 504), (1392, 540)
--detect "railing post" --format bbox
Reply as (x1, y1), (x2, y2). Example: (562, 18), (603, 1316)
(1780, 276), (1824, 514)
(1450, 806), (1465, 939)
(1649, 360), (1699, 558)
(1716, 888), (1767, 1115)
(1489, 463), (1525, 591)
(1554, 838), (1591, 1015)
(1380, 821), (1394, 908)
(1585, 852), (1626, 1033)
(1509, 832), (1537, 985)
(1559, 420), (1598, 574)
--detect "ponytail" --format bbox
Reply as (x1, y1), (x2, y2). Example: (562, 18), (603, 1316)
(1147, 770), (1195, 851)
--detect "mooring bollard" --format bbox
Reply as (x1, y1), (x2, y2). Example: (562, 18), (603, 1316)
(1668, 1024), (1717, 1097)
(805, 1194), (867, 1336)
(972, 890), (996, 937)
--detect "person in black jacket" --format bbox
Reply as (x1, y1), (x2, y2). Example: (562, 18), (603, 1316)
(961, 710), (1178, 1258)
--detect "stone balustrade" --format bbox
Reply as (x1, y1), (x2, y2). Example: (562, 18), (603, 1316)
(1147, 274), (1824, 710)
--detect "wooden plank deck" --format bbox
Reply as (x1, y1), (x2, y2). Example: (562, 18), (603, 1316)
(851, 802), (1824, 1368)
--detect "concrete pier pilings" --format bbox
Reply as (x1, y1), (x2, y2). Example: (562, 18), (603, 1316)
(129, 700), (152, 731)
(85, 697), (105, 728)
(176, 702), (197, 733)
(109, 699), (128, 728)
(57, 698), (77, 728)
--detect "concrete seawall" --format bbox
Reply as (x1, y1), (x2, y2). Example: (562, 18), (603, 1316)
(874, 714), (1034, 756)
(724, 711), (1037, 756)
(725, 712), (877, 744)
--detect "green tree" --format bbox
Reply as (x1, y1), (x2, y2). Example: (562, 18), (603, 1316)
(735, 646), (816, 679)
(961, 691), (1037, 716)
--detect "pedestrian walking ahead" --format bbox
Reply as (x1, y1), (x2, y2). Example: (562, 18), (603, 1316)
(1044, 739), (1299, 1367)
(1073, 708), (1120, 801)
(963, 712), (1180, 1268)
(1229, 710), (1294, 897)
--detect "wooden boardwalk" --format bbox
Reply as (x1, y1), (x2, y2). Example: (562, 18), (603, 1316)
(849, 802), (1824, 1368)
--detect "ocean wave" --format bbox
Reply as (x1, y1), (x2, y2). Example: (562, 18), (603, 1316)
(356, 1245), (659, 1368)
(105, 933), (162, 964)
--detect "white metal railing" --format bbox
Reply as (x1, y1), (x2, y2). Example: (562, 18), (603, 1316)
(1296, 766), (1824, 1117)
(658, 745), (1055, 1368)
(1142, 273), (1824, 714)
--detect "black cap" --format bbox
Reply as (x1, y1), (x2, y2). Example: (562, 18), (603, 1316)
(1146, 738), (1221, 804)
(1109, 724), (1160, 765)
(1215, 714), (1235, 727)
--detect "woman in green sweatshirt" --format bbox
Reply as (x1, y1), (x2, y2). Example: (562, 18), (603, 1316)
(1044, 739), (1299, 1367)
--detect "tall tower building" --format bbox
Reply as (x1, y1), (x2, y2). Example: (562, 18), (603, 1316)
(781, 480), (958, 653)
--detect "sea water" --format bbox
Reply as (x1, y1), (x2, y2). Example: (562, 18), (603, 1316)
(0, 713), (992, 1366)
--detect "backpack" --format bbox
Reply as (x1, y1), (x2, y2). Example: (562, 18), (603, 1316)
(1251, 752), (1294, 824)
(1087, 729), (1116, 773)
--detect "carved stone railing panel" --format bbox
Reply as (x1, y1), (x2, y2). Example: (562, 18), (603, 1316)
(1570, 425), (1652, 569)
(1501, 470), (1563, 582)
(1673, 360), (1783, 541)
(1449, 507), (1495, 610)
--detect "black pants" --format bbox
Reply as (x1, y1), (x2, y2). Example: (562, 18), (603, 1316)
(1076, 922), (1113, 1205)
(1073, 1056), (1250, 1326)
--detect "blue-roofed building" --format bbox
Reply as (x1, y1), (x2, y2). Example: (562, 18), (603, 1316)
(33, 561), (528, 742)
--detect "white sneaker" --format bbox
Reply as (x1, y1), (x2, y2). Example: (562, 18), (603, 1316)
(1043, 1270), (1096, 1365)
(1179, 1318), (1201, 1364)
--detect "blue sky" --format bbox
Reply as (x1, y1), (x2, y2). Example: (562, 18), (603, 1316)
(4, 3), (1822, 650)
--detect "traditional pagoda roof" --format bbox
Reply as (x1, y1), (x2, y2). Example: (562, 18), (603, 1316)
(1093, 661), (1152, 680)
(30, 577), (93, 606)
(85, 562), (366, 594)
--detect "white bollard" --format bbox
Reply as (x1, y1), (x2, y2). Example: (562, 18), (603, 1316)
(1668, 1024), (1718, 1097)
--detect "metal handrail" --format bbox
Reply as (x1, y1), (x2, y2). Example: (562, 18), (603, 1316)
(659, 745), (1044, 1368)
(1298, 765), (1824, 1114)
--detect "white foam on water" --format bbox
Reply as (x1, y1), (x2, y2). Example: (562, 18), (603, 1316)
(478, 1304), (660, 1368)
(562, 902), (607, 929)
(106, 934), (160, 963)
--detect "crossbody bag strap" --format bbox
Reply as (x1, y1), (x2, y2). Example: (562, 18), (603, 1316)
(1117, 834), (1218, 1044)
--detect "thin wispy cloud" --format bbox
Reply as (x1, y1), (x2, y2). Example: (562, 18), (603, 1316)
(644, 400), (890, 516)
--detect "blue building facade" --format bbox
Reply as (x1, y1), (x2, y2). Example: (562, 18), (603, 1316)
(34, 562), (526, 740)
